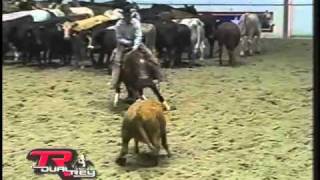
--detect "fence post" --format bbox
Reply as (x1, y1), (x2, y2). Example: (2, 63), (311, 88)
(283, 0), (289, 39)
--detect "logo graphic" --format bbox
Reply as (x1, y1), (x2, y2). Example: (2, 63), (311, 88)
(27, 149), (96, 179)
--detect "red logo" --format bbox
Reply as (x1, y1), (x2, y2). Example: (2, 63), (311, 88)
(27, 149), (96, 179)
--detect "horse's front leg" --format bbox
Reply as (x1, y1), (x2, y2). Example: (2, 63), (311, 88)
(128, 86), (143, 103)
(113, 84), (121, 107)
(139, 89), (147, 100)
(149, 84), (170, 111)
(124, 84), (138, 103)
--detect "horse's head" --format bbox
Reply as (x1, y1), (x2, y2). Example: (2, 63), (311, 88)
(122, 49), (157, 82)
(123, 49), (143, 68)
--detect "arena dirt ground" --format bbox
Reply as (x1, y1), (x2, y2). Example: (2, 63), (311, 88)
(3, 39), (313, 180)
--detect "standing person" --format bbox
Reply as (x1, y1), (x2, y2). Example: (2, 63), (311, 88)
(110, 5), (163, 90)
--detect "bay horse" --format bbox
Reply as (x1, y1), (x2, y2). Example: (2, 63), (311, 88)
(113, 48), (170, 111)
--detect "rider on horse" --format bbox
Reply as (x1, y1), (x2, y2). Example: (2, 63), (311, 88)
(110, 5), (163, 90)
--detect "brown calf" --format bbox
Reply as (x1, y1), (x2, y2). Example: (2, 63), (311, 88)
(115, 99), (171, 166)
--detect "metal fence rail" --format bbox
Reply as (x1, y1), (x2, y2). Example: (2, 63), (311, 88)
(136, 3), (313, 6)
(136, 2), (313, 38)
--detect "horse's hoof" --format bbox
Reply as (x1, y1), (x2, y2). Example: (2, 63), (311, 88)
(124, 97), (136, 104)
(141, 95), (147, 100)
(152, 159), (159, 166)
(162, 101), (171, 111)
(113, 93), (120, 107)
(115, 157), (126, 166)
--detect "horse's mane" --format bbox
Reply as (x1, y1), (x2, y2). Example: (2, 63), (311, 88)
(122, 50), (156, 82)
(123, 51), (143, 78)
(124, 51), (145, 64)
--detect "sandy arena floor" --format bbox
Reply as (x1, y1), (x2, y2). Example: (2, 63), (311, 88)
(3, 39), (313, 180)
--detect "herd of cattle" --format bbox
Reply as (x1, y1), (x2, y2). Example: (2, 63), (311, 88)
(3, 1), (274, 68)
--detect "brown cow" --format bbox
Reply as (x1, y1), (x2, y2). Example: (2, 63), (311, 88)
(115, 99), (171, 166)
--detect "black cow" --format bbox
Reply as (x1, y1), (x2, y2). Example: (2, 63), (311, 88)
(150, 4), (197, 14)
(215, 22), (241, 66)
(163, 5), (218, 59)
(151, 19), (192, 68)
(77, 1), (113, 15)
(140, 4), (219, 60)
(21, 15), (88, 65)
(139, 4), (197, 21)
(3, 15), (34, 53)
(62, 19), (116, 68)
(33, 17), (73, 64)
(152, 20), (179, 68)
(176, 4), (198, 15)
(3, 15), (35, 62)
(4, 20), (46, 65)
(77, 0), (131, 9)
(198, 14), (218, 58)
(139, 8), (167, 21)
(23, 24), (48, 64)
(47, 15), (90, 64)
(174, 24), (192, 66)
(89, 27), (117, 69)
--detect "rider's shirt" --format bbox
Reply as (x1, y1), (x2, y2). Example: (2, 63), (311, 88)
(131, 10), (141, 21)
(115, 18), (143, 49)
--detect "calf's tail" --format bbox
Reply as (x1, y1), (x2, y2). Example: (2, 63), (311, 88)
(137, 121), (155, 151)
